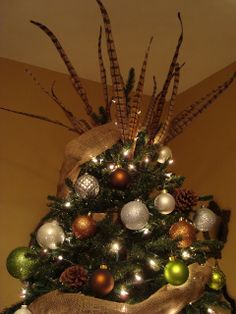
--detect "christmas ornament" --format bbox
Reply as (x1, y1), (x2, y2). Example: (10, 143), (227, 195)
(169, 220), (196, 248)
(109, 168), (130, 189)
(14, 305), (32, 314)
(72, 215), (96, 239)
(36, 220), (65, 249)
(60, 265), (88, 289)
(208, 268), (225, 291)
(91, 268), (114, 295)
(157, 146), (173, 163)
(154, 190), (175, 215)
(164, 259), (189, 286)
(120, 200), (149, 230)
(6, 247), (38, 280)
(76, 173), (100, 199)
(174, 188), (198, 210)
(194, 207), (217, 232)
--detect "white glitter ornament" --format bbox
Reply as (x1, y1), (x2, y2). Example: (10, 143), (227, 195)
(120, 200), (149, 230)
(14, 305), (32, 314)
(36, 220), (65, 249)
(76, 173), (100, 199)
(157, 146), (173, 164)
(194, 207), (217, 232)
(154, 190), (175, 215)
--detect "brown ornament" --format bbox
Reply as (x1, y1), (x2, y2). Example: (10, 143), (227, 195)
(72, 215), (96, 239)
(110, 168), (130, 189)
(169, 220), (196, 248)
(174, 188), (198, 211)
(90, 269), (114, 295)
(60, 265), (88, 289)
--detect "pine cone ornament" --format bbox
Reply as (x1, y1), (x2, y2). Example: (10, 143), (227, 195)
(60, 265), (88, 289)
(174, 188), (198, 211)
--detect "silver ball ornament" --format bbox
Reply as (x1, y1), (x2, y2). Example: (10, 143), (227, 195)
(120, 200), (149, 230)
(14, 305), (32, 314)
(36, 220), (65, 249)
(154, 190), (175, 214)
(157, 146), (173, 164)
(76, 173), (100, 199)
(194, 207), (217, 232)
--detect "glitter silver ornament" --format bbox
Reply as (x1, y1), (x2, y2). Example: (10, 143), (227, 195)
(14, 305), (32, 314)
(194, 207), (217, 232)
(36, 220), (65, 249)
(76, 173), (100, 199)
(157, 146), (173, 164)
(120, 200), (149, 230)
(154, 190), (175, 214)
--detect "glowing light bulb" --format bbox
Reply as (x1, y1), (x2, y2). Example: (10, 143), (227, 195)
(20, 287), (27, 299)
(92, 157), (98, 163)
(58, 255), (63, 261)
(110, 241), (121, 253)
(168, 159), (174, 164)
(128, 163), (135, 170)
(207, 309), (216, 314)
(109, 164), (115, 170)
(123, 149), (130, 157)
(119, 287), (129, 300)
(143, 227), (150, 235)
(134, 273), (143, 282)
(181, 250), (191, 260)
(144, 156), (150, 163)
(65, 201), (71, 208)
(148, 258), (160, 271)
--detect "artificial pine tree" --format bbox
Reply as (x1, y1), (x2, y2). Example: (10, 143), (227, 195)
(1, 1), (235, 313)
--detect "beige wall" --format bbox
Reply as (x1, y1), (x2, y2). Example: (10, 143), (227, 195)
(0, 57), (235, 309)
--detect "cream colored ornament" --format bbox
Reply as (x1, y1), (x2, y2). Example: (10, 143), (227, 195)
(120, 200), (149, 230)
(157, 146), (173, 164)
(36, 220), (65, 250)
(154, 190), (175, 214)
(14, 305), (32, 314)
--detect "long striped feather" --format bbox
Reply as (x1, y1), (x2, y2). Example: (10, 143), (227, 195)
(128, 37), (153, 140)
(96, 0), (128, 141)
(30, 20), (96, 123)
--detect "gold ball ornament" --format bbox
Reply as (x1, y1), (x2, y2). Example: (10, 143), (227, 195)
(72, 215), (96, 239)
(208, 268), (226, 291)
(110, 168), (130, 189)
(169, 220), (196, 248)
(91, 269), (114, 295)
(154, 190), (175, 215)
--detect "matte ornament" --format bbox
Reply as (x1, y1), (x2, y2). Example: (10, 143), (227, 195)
(72, 215), (96, 239)
(76, 173), (100, 199)
(208, 268), (226, 291)
(194, 207), (217, 232)
(110, 168), (130, 189)
(14, 305), (32, 314)
(36, 220), (65, 249)
(169, 220), (196, 248)
(6, 247), (38, 280)
(164, 260), (189, 286)
(157, 146), (172, 164)
(120, 200), (149, 230)
(91, 269), (114, 295)
(154, 190), (175, 215)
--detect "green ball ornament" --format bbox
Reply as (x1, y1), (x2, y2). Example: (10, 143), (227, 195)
(208, 268), (226, 291)
(164, 260), (189, 286)
(6, 247), (38, 280)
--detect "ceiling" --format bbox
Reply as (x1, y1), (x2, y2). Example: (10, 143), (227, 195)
(0, 0), (235, 94)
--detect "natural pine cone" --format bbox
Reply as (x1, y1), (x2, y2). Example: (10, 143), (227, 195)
(60, 265), (88, 289)
(174, 188), (198, 211)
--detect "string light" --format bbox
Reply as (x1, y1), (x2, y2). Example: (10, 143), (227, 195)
(119, 286), (129, 300)
(128, 163), (135, 170)
(43, 248), (48, 254)
(144, 156), (150, 163)
(123, 149), (130, 157)
(109, 164), (115, 170)
(148, 258), (160, 271)
(142, 227), (150, 235)
(92, 157), (98, 163)
(134, 272), (143, 282)
(181, 249), (191, 260)
(168, 159), (174, 164)
(110, 241), (121, 254)
(137, 110), (142, 115)
(207, 308), (216, 314)
(165, 172), (172, 178)
(58, 255), (63, 261)
(65, 201), (71, 208)
(20, 287), (28, 299)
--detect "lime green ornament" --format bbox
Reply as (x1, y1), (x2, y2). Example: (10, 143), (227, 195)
(6, 247), (38, 280)
(208, 268), (225, 291)
(164, 259), (189, 286)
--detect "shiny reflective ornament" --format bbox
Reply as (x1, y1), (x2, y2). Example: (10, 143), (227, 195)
(120, 200), (149, 230)
(157, 146), (172, 164)
(36, 220), (65, 249)
(164, 260), (189, 286)
(6, 247), (38, 280)
(194, 207), (217, 232)
(208, 268), (225, 291)
(110, 168), (130, 189)
(154, 190), (175, 215)
(76, 173), (100, 199)
(14, 305), (32, 314)
(91, 269), (114, 295)
(169, 220), (196, 248)
(72, 215), (96, 239)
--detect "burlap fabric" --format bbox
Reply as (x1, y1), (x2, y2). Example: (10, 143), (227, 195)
(29, 263), (211, 314)
(57, 122), (121, 198)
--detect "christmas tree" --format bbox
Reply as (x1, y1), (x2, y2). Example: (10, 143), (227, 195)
(1, 1), (235, 313)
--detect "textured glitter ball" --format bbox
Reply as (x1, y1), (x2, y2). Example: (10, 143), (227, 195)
(194, 207), (217, 232)
(76, 173), (100, 199)
(36, 220), (65, 249)
(120, 200), (149, 230)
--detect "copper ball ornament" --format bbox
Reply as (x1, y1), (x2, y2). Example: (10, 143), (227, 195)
(90, 269), (114, 295)
(72, 215), (96, 239)
(110, 168), (130, 189)
(169, 220), (196, 248)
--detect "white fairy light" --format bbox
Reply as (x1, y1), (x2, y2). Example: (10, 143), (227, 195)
(143, 227), (150, 235)
(109, 164), (115, 170)
(65, 201), (71, 208)
(165, 172), (172, 178)
(43, 248), (48, 253)
(58, 255), (63, 261)
(20, 287), (27, 299)
(144, 156), (150, 163)
(119, 286), (129, 300)
(123, 149), (130, 157)
(168, 159), (174, 164)
(148, 258), (160, 271)
(112, 99), (116, 103)
(110, 241), (121, 253)
(134, 273), (143, 282)
(137, 110), (142, 115)
(207, 308), (216, 314)
(92, 157), (98, 163)
(128, 163), (135, 170)
(181, 249), (191, 260)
